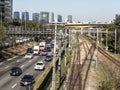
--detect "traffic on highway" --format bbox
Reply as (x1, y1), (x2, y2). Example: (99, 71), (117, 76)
(0, 37), (60, 90)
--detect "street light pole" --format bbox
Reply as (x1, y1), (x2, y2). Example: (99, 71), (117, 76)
(58, 29), (61, 89)
(65, 29), (67, 67)
(96, 28), (99, 68)
(115, 29), (117, 54)
(106, 29), (108, 50)
(51, 22), (57, 90)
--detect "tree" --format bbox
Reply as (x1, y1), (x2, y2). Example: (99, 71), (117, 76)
(0, 27), (5, 47)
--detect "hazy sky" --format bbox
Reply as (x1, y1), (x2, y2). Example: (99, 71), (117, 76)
(13, 0), (120, 22)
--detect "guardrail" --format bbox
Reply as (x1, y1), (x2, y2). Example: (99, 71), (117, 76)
(33, 49), (65, 90)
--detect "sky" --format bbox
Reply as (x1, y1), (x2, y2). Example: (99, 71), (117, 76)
(13, 0), (120, 22)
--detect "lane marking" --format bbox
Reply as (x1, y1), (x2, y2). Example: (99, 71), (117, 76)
(16, 60), (20, 62)
(0, 62), (3, 65)
(11, 83), (17, 88)
(28, 60), (31, 63)
(8, 58), (12, 61)
(5, 66), (9, 69)
(20, 65), (24, 68)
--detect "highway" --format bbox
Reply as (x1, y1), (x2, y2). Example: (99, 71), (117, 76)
(0, 53), (52, 90)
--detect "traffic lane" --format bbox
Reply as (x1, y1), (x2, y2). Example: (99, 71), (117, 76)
(0, 55), (41, 89)
(0, 51), (26, 67)
(18, 59), (51, 90)
(0, 55), (52, 90)
(0, 55), (40, 80)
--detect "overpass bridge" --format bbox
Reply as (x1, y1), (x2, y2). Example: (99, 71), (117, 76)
(3, 23), (111, 37)
(64, 23), (110, 29)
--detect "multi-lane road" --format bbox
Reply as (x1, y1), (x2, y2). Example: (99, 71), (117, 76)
(0, 53), (52, 90)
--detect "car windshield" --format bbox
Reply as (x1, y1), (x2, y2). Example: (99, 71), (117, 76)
(34, 49), (38, 51)
(11, 67), (19, 70)
(46, 56), (51, 58)
(40, 46), (44, 47)
(23, 75), (32, 80)
(36, 63), (43, 65)
(27, 53), (32, 55)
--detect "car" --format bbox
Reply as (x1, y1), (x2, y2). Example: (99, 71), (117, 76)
(34, 61), (45, 70)
(26, 48), (33, 53)
(20, 74), (35, 86)
(56, 49), (59, 56)
(40, 50), (48, 56)
(46, 47), (51, 52)
(10, 67), (22, 76)
(24, 53), (33, 59)
(45, 55), (53, 61)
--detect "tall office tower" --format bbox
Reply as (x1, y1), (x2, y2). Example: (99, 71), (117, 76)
(13, 11), (20, 19)
(0, 0), (13, 22)
(22, 12), (29, 20)
(57, 14), (62, 22)
(40, 11), (49, 23)
(32, 13), (39, 22)
(67, 15), (72, 23)
(49, 12), (54, 23)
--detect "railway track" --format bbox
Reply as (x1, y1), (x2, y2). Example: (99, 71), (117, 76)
(83, 35), (120, 67)
(67, 34), (96, 90)
(98, 47), (120, 67)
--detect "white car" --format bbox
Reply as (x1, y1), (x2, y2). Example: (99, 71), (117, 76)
(24, 53), (33, 59)
(34, 61), (45, 70)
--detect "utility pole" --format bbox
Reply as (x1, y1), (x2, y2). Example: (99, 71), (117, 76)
(115, 29), (117, 54)
(58, 29), (61, 89)
(106, 29), (108, 50)
(96, 28), (99, 68)
(51, 22), (57, 90)
(65, 29), (67, 67)
(100, 29), (102, 46)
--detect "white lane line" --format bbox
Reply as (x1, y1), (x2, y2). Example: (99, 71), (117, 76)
(8, 58), (12, 61)
(5, 66), (9, 69)
(0, 62), (3, 65)
(11, 83), (17, 88)
(16, 60), (20, 62)
(20, 65), (24, 68)
(28, 60), (31, 63)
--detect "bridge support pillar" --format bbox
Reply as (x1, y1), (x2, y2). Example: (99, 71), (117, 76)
(81, 27), (83, 34)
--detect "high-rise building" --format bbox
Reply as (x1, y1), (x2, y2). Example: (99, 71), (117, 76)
(40, 12), (49, 23)
(0, 0), (13, 22)
(13, 11), (20, 19)
(32, 13), (39, 22)
(22, 12), (29, 20)
(67, 15), (72, 23)
(57, 14), (62, 22)
(49, 12), (54, 23)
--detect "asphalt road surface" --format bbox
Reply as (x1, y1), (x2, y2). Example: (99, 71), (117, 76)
(0, 53), (52, 90)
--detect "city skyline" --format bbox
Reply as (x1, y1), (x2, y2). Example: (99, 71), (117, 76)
(13, 0), (120, 22)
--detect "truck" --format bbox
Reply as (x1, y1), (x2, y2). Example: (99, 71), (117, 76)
(39, 41), (46, 51)
(33, 46), (39, 54)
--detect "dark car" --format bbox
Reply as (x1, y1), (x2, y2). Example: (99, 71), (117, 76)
(41, 50), (48, 56)
(45, 55), (53, 61)
(26, 48), (33, 53)
(20, 74), (35, 86)
(56, 49), (59, 56)
(10, 67), (22, 76)
(46, 47), (51, 52)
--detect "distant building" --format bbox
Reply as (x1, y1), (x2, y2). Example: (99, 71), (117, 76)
(13, 11), (20, 19)
(40, 12), (49, 23)
(22, 12), (29, 20)
(57, 14), (62, 22)
(67, 15), (72, 23)
(32, 13), (39, 22)
(0, 0), (13, 22)
(49, 12), (54, 23)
